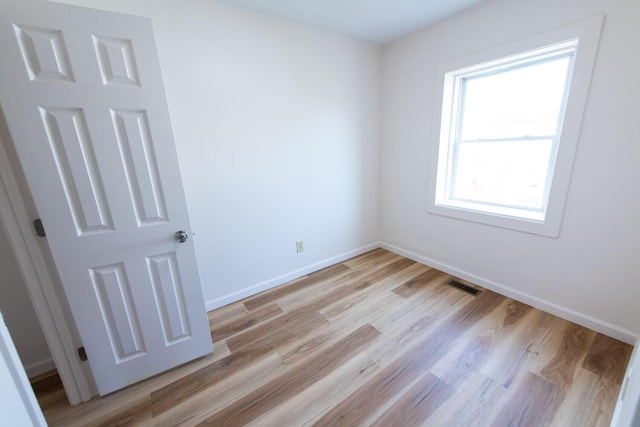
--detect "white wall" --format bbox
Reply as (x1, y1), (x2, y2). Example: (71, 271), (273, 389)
(52, 0), (381, 309)
(0, 211), (52, 377)
(381, 0), (640, 341)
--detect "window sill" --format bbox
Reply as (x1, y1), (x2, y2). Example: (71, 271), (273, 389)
(427, 201), (560, 238)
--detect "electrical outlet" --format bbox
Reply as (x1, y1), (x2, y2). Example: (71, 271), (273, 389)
(296, 241), (304, 253)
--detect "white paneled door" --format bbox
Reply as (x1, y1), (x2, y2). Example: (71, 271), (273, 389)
(0, 1), (212, 395)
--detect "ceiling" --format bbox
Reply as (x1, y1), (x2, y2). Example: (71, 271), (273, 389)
(213, 0), (487, 44)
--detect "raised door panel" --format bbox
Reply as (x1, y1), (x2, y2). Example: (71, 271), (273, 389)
(112, 109), (168, 226)
(39, 107), (114, 235)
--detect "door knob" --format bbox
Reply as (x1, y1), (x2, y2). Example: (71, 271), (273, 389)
(175, 230), (188, 243)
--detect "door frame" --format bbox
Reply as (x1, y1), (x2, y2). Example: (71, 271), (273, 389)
(0, 122), (93, 404)
(0, 310), (48, 426)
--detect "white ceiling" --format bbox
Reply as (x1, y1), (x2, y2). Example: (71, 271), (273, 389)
(213, 0), (487, 44)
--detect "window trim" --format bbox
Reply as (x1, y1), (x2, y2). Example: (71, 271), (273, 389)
(427, 15), (605, 237)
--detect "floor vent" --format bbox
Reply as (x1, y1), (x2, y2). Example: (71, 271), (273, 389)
(447, 280), (481, 296)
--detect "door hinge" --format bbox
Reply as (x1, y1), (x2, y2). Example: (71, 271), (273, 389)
(32, 219), (46, 237)
(77, 346), (88, 361)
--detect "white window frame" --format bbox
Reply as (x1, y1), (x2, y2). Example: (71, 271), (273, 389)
(441, 43), (576, 220)
(427, 15), (604, 237)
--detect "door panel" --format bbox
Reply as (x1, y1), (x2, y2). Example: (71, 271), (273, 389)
(112, 109), (169, 225)
(0, 1), (212, 395)
(93, 35), (140, 87)
(147, 253), (192, 343)
(90, 262), (146, 362)
(14, 24), (75, 83)
(41, 107), (114, 234)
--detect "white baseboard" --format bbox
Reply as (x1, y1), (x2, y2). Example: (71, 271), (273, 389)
(205, 239), (637, 344)
(25, 357), (56, 379)
(205, 242), (380, 311)
(380, 242), (638, 345)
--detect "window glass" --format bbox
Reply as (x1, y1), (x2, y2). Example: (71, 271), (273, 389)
(459, 57), (572, 141)
(453, 139), (553, 209)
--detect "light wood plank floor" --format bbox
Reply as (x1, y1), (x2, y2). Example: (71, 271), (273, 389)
(33, 249), (632, 426)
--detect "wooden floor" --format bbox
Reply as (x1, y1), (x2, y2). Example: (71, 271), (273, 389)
(34, 249), (632, 426)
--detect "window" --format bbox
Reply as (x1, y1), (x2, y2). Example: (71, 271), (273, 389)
(427, 16), (604, 237)
(437, 42), (575, 221)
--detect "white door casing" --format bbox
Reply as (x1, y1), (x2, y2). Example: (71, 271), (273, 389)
(0, 311), (47, 427)
(0, 1), (213, 394)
